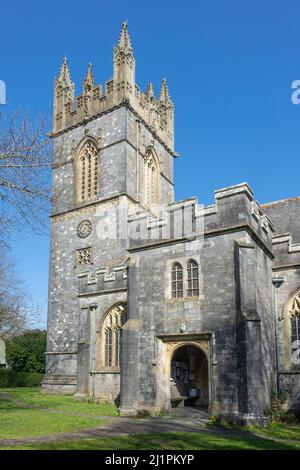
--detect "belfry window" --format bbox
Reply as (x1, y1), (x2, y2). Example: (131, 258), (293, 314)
(171, 263), (183, 298)
(187, 260), (199, 297)
(101, 304), (127, 368)
(77, 140), (98, 202)
(144, 149), (160, 207)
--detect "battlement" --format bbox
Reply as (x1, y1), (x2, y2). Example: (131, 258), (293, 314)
(127, 182), (275, 254)
(271, 233), (300, 270)
(51, 23), (174, 150)
(77, 258), (128, 296)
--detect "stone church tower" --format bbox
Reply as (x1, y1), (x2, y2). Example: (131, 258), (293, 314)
(44, 23), (175, 402)
(44, 23), (300, 423)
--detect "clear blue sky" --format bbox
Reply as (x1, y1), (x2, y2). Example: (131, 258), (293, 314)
(1, 0), (300, 327)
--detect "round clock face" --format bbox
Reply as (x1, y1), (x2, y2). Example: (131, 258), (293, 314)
(77, 220), (92, 238)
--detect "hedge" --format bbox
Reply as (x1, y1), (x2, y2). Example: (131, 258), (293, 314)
(0, 369), (44, 387)
(6, 330), (46, 373)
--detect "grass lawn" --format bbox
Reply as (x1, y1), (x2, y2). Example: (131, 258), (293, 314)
(249, 423), (300, 441)
(0, 388), (117, 440)
(2, 429), (300, 450)
(2, 388), (117, 416)
(0, 388), (299, 450)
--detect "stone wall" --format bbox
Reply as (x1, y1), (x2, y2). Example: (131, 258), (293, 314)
(44, 103), (174, 397)
(120, 183), (275, 421)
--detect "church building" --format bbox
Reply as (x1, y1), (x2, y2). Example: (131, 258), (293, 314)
(43, 23), (300, 423)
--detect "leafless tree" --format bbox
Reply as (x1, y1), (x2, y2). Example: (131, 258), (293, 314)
(0, 254), (26, 340)
(0, 110), (52, 239)
(0, 251), (47, 340)
(0, 109), (51, 335)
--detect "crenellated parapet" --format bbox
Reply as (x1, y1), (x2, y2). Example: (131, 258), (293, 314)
(77, 258), (128, 297)
(271, 234), (300, 270)
(127, 182), (275, 255)
(51, 23), (174, 150)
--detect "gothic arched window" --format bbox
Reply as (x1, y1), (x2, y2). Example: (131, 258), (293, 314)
(144, 149), (160, 207)
(187, 260), (199, 297)
(171, 263), (183, 298)
(101, 303), (127, 368)
(77, 139), (98, 202)
(289, 291), (300, 365)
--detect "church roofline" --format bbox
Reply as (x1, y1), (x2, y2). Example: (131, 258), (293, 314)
(262, 196), (300, 208)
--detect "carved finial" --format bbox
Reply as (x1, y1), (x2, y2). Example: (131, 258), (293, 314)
(86, 63), (94, 85)
(159, 78), (171, 104)
(53, 57), (75, 131)
(55, 57), (73, 88)
(146, 82), (154, 100)
(113, 22), (135, 90)
(83, 63), (94, 93)
(116, 21), (133, 53)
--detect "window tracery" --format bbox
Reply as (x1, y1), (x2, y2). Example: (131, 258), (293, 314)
(144, 149), (159, 206)
(101, 304), (127, 368)
(77, 140), (98, 202)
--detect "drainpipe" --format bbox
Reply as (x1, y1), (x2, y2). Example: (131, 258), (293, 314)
(89, 303), (98, 399)
(272, 278), (285, 397)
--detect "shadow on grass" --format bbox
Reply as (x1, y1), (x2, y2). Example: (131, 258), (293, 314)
(2, 430), (300, 450)
(0, 398), (32, 413)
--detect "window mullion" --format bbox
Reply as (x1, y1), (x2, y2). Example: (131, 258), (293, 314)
(111, 327), (115, 367)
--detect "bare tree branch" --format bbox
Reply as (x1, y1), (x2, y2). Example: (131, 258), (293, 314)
(0, 110), (52, 235)
(0, 255), (26, 340)
(0, 110), (52, 336)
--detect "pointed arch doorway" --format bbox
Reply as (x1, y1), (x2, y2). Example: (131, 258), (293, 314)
(170, 344), (209, 407)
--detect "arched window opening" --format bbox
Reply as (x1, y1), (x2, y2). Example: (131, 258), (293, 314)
(187, 260), (199, 297)
(289, 291), (300, 365)
(171, 263), (183, 298)
(77, 140), (98, 202)
(101, 303), (127, 368)
(144, 149), (160, 207)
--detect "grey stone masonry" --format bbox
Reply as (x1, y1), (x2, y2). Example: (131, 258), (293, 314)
(44, 23), (300, 422)
(120, 183), (276, 421)
(263, 198), (300, 417)
(44, 23), (175, 398)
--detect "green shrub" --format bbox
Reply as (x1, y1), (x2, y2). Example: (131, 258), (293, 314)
(6, 330), (46, 373)
(0, 369), (43, 387)
(207, 415), (219, 426)
(265, 407), (298, 425)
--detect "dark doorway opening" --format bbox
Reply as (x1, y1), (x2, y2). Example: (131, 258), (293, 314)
(170, 344), (208, 407)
